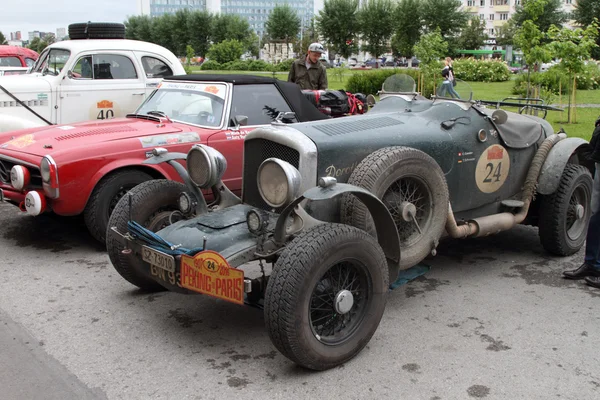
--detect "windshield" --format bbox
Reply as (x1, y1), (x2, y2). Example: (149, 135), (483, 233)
(32, 48), (70, 76)
(435, 78), (473, 102)
(381, 74), (417, 93)
(137, 81), (227, 127)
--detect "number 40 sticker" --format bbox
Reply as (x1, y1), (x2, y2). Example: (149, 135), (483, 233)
(475, 144), (510, 193)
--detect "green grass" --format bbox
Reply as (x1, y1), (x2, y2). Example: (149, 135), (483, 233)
(190, 68), (599, 140)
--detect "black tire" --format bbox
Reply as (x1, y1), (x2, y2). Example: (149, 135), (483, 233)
(538, 163), (593, 256)
(264, 223), (388, 370)
(84, 170), (153, 244)
(68, 22), (126, 40)
(341, 146), (449, 269)
(106, 179), (188, 292)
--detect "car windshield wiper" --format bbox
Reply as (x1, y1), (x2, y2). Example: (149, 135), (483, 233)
(147, 110), (172, 122)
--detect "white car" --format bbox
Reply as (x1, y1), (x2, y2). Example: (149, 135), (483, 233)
(0, 31), (185, 132)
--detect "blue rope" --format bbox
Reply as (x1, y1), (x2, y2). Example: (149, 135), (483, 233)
(127, 220), (204, 256)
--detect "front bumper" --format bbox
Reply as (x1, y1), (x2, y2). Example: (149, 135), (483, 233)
(110, 204), (275, 301)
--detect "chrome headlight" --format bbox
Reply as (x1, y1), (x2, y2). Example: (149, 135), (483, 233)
(40, 157), (51, 182)
(178, 192), (192, 214)
(257, 158), (301, 208)
(186, 144), (227, 188)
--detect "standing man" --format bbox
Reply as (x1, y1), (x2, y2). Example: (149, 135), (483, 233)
(563, 116), (600, 288)
(288, 42), (328, 90)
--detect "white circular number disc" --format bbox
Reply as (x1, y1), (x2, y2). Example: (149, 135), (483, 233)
(475, 144), (510, 193)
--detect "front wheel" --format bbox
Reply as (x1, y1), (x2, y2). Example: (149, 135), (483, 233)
(106, 179), (189, 292)
(538, 163), (593, 256)
(264, 223), (388, 371)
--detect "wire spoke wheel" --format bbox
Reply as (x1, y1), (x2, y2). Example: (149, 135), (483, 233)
(309, 260), (370, 345)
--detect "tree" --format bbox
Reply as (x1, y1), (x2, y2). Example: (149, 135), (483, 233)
(495, 19), (517, 47)
(266, 4), (301, 43)
(358, 0), (395, 59)
(297, 17), (319, 56)
(573, 0), (600, 59)
(420, 0), (469, 39)
(457, 16), (488, 50)
(0, 31), (7, 45)
(211, 14), (255, 54)
(512, 0), (567, 33)
(187, 10), (213, 57)
(207, 39), (244, 64)
(316, 0), (360, 60)
(391, 0), (423, 59)
(413, 28), (448, 69)
(546, 22), (599, 122)
(124, 15), (154, 42)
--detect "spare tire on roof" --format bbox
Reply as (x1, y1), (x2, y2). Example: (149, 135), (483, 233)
(68, 22), (126, 40)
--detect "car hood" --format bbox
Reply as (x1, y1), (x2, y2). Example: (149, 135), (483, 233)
(0, 117), (191, 157)
(0, 74), (52, 97)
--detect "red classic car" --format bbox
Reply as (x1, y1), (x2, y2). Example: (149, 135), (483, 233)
(0, 74), (331, 243)
(0, 45), (39, 76)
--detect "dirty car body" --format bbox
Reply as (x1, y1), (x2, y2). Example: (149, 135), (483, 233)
(0, 74), (329, 243)
(107, 74), (593, 370)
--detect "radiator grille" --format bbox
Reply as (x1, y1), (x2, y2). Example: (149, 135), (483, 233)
(242, 138), (300, 211)
(313, 116), (403, 137)
(0, 158), (42, 188)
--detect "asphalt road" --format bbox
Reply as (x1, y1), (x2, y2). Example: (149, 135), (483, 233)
(1, 201), (599, 400)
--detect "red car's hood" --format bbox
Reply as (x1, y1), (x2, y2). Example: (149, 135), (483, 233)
(0, 117), (194, 156)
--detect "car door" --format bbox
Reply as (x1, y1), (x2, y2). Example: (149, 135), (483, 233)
(59, 51), (146, 124)
(207, 83), (298, 195)
(137, 54), (176, 97)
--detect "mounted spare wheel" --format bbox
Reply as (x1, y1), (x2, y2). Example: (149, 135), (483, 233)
(341, 146), (449, 269)
(264, 223), (388, 370)
(106, 179), (190, 292)
(538, 163), (593, 256)
(68, 22), (126, 40)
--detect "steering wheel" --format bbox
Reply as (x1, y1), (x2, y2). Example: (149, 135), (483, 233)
(198, 111), (213, 124)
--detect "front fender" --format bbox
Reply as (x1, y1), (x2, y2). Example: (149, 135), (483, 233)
(275, 182), (400, 266)
(538, 137), (590, 195)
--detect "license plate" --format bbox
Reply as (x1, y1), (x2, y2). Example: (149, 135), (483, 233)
(142, 246), (175, 273)
(180, 250), (244, 305)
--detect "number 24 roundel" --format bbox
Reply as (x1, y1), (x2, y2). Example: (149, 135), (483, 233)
(475, 144), (510, 194)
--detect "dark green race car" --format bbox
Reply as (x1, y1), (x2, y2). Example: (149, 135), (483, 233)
(106, 74), (593, 371)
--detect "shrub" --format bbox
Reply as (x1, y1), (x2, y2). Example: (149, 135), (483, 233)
(228, 60), (250, 71)
(200, 60), (222, 71)
(206, 39), (245, 64)
(248, 60), (271, 71)
(452, 58), (511, 82)
(512, 63), (600, 96)
(275, 59), (294, 72)
(345, 68), (437, 97)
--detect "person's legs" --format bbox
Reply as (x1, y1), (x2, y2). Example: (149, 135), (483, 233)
(564, 162), (600, 280)
(448, 83), (460, 99)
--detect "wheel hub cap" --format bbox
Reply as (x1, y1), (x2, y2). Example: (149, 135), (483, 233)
(335, 290), (354, 314)
(400, 201), (417, 222)
(575, 204), (585, 220)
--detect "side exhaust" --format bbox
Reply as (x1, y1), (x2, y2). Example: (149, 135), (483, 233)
(445, 133), (566, 239)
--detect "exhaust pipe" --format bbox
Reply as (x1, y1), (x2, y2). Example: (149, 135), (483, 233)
(445, 133), (566, 239)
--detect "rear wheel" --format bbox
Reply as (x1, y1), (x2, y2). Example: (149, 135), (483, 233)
(264, 223), (388, 370)
(106, 179), (188, 292)
(538, 163), (592, 256)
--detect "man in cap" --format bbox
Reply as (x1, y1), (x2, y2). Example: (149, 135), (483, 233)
(288, 42), (328, 90)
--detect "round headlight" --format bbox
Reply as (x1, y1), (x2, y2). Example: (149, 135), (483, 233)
(10, 165), (30, 190)
(186, 144), (227, 188)
(40, 157), (51, 182)
(257, 158), (301, 208)
(178, 192), (192, 214)
(246, 209), (267, 234)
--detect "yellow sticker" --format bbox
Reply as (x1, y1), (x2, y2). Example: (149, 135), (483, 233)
(180, 250), (244, 305)
(5, 134), (35, 148)
(475, 144), (510, 193)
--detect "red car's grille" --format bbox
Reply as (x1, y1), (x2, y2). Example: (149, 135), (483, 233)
(55, 125), (137, 141)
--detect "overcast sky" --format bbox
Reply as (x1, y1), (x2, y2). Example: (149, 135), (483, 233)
(1, 1), (139, 39)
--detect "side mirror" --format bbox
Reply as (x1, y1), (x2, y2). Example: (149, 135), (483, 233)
(492, 109), (508, 125)
(366, 94), (376, 107)
(233, 115), (248, 127)
(67, 70), (74, 79)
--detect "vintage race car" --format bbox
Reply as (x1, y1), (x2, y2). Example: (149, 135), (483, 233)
(0, 74), (331, 243)
(106, 74), (593, 370)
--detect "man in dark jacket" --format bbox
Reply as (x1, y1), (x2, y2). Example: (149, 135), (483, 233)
(563, 116), (600, 288)
(288, 42), (328, 90)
